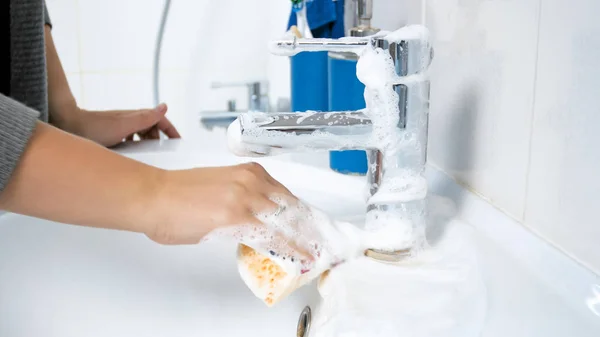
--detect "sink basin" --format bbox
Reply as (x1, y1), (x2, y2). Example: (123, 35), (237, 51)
(0, 138), (599, 337)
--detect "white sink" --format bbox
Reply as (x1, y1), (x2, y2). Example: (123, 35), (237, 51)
(0, 138), (599, 337)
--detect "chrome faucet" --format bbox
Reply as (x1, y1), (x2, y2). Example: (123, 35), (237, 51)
(199, 81), (270, 130)
(210, 81), (270, 112)
(230, 26), (434, 253)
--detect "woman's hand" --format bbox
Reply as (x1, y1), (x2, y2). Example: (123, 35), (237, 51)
(145, 162), (296, 245)
(44, 26), (181, 146)
(68, 103), (181, 147)
(0, 122), (296, 249)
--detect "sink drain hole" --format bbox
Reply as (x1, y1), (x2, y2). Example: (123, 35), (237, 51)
(297, 306), (312, 337)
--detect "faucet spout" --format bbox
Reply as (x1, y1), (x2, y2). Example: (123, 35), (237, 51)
(235, 111), (373, 154)
(230, 25), (434, 253)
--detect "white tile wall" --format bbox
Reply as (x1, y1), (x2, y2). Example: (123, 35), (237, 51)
(373, 0), (424, 29)
(425, 0), (541, 219)
(77, 0), (163, 73)
(80, 72), (153, 111)
(524, 0), (600, 273)
(423, 0), (600, 273)
(45, 0), (289, 137)
(46, 0), (80, 73)
(46, 0), (600, 273)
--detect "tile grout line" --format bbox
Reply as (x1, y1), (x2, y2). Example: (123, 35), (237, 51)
(429, 162), (525, 225)
(430, 162), (600, 277)
(521, 0), (544, 222)
(516, 2), (598, 276)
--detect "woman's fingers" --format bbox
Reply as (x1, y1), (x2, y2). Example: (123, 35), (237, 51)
(157, 116), (181, 138)
(250, 195), (280, 217)
(138, 125), (160, 140)
(253, 196), (316, 265)
(266, 175), (295, 196)
(149, 126), (160, 139)
(261, 230), (315, 266)
(244, 162), (295, 197)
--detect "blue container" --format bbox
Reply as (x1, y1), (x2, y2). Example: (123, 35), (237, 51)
(290, 51), (329, 112)
(328, 52), (368, 175)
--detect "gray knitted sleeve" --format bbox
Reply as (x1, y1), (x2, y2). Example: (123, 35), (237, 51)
(0, 94), (40, 192)
(43, 1), (52, 27)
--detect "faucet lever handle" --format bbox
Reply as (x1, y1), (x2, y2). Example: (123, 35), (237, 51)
(211, 80), (267, 93)
(210, 81), (269, 112)
(269, 37), (370, 56)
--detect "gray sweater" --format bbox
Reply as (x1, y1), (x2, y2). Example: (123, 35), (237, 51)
(0, 0), (51, 191)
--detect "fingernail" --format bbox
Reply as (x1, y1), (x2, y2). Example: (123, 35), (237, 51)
(155, 103), (167, 113)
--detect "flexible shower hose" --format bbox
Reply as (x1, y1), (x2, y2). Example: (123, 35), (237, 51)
(153, 0), (171, 107)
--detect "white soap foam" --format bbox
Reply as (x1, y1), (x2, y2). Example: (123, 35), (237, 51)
(311, 196), (487, 337)
(369, 172), (428, 204)
(362, 215), (417, 251)
(207, 196), (366, 274)
(354, 26), (431, 250)
(384, 24), (430, 43)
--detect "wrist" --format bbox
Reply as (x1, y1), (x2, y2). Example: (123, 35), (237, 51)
(128, 165), (171, 237)
(49, 103), (83, 135)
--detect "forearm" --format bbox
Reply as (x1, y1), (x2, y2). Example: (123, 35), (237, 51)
(0, 121), (163, 234)
(44, 25), (80, 131)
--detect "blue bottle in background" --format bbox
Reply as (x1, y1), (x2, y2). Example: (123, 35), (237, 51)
(328, 52), (368, 175)
(290, 52), (329, 112)
(326, 0), (378, 175)
(286, 0), (377, 175)
(287, 0), (342, 113)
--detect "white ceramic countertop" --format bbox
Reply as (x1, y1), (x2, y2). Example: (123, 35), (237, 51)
(0, 130), (599, 336)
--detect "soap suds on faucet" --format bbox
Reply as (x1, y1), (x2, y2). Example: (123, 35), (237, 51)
(223, 24), (486, 337)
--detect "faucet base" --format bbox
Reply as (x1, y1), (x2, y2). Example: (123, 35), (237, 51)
(363, 200), (427, 255)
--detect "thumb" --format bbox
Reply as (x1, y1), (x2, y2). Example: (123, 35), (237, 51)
(120, 103), (168, 136)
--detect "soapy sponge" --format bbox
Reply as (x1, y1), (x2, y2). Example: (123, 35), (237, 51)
(236, 223), (364, 306)
(235, 199), (366, 307)
(237, 244), (319, 307)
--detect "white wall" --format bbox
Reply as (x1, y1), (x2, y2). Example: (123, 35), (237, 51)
(46, 0), (291, 137)
(423, 0), (600, 274)
(47, 0), (600, 273)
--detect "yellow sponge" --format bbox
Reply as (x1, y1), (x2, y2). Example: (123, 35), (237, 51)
(237, 244), (322, 307)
